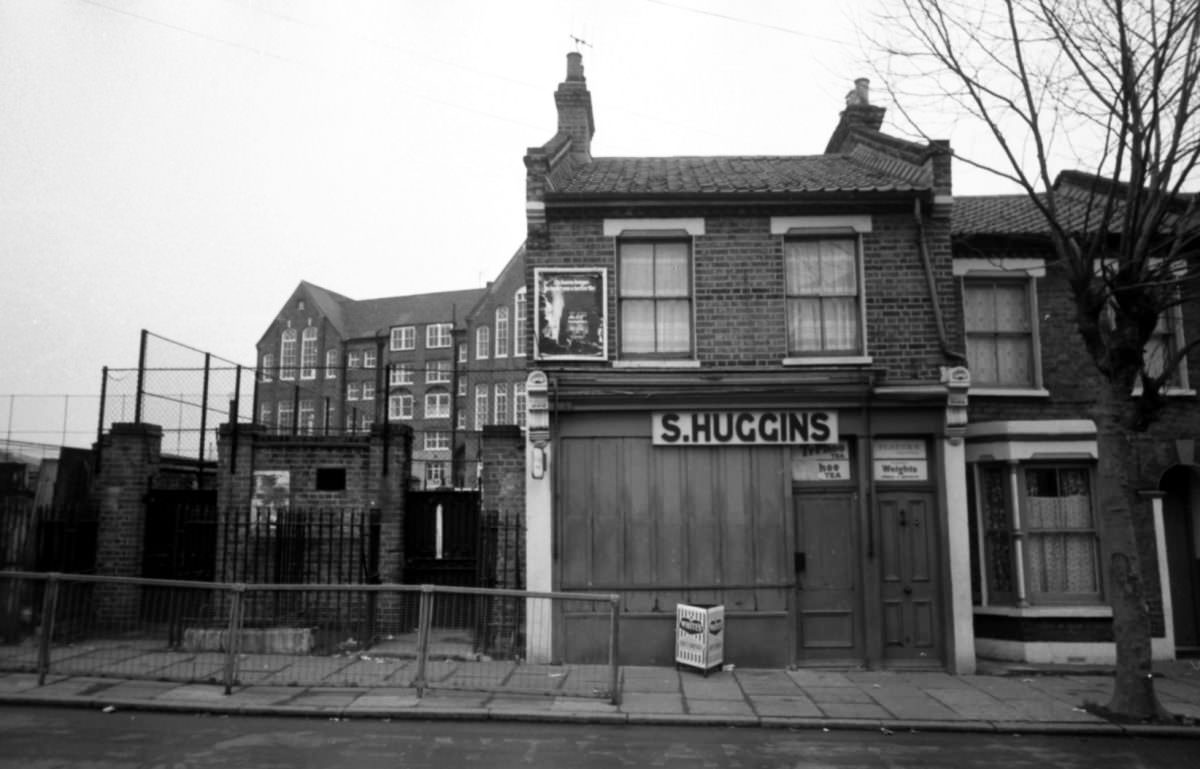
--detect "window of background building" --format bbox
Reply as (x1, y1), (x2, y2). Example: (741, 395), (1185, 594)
(494, 383), (508, 424)
(260, 353), (274, 383)
(495, 307), (509, 358)
(389, 392), (413, 420)
(391, 364), (413, 386)
(259, 402), (272, 424)
(347, 383), (361, 401)
(391, 325), (415, 351)
(514, 288), (528, 357)
(280, 329), (297, 380)
(277, 400), (293, 432)
(362, 382), (375, 401)
(458, 342), (468, 363)
(963, 278), (1037, 387)
(474, 385), (487, 430)
(784, 238), (861, 355)
(300, 327), (318, 379)
(325, 348), (338, 379)
(298, 399), (315, 434)
(427, 323), (452, 348)
(476, 325), (490, 359)
(426, 360), (451, 384)
(347, 351), (362, 369)
(426, 461), (446, 488)
(619, 239), (692, 356)
(514, 381), (526, 428)
(363, 350), (377, 369)
(457, 378), (467, 396)
(457, 411), (466, 429)
(425, 431), (450, 451)
(425, 390), (450, 418)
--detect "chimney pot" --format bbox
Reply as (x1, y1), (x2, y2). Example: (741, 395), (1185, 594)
(855, 78), (870, 104)
(566, 52), (585, 82)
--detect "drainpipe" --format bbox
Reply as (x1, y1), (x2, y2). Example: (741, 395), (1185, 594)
(915, 198), (969, 366)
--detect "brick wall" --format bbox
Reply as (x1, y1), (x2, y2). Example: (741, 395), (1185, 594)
(480, 425), (525, 590)
(527, 206), (960, 382)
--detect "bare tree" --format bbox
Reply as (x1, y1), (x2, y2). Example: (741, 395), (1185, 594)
(873, 0), (1199, 720)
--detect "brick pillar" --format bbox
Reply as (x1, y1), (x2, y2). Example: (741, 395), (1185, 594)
(215, 423), (264, 583)
(481, 425), (525, 590)
(370, 424), (411, 634)
(92, 422), (162, 626)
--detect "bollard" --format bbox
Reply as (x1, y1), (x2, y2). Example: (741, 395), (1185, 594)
(37, 574), (60, 686)
(222, 584), (246, 695)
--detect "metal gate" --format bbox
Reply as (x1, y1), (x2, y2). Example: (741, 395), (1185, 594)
(142, 489), (219, 582)
(404, 490), (481, 627)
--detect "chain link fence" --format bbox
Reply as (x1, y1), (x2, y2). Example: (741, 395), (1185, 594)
(99, 331), (256, 461)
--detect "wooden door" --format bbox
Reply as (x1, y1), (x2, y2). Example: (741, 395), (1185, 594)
(794, 492), (863, 663)
(878, 491), (942, 666)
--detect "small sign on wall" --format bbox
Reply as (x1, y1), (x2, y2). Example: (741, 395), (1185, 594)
(252, 470), (290, 523)
(792, 442), (852, 481)
(873, 439), (928, 481)
(534, 268), (607, 360)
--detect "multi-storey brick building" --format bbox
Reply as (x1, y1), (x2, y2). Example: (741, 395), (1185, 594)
(953, 181), (1199, 663)
(520, 54), (975, 671)
(254, 279), (528, 490)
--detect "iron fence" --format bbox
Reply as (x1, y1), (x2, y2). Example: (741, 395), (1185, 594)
(0, 572), (621, 703)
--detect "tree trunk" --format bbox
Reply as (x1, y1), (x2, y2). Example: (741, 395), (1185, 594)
(1094, 382), (1169, 721)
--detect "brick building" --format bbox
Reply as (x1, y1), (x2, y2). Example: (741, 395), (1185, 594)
(953, 181), (1200, 663)
(520, 54), (974, 671)
(254, 278), (528, 490)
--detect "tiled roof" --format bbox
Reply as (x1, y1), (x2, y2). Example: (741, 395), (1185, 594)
(952, 195), (1050, 235)
(340, 288), (486, 340)
(553, 153), (929, 196)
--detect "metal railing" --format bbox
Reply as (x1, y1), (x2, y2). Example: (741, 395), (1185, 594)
(0, 572), (620, 703)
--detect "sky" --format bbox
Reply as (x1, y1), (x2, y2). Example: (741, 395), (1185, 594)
(0, 0), (1015, 449)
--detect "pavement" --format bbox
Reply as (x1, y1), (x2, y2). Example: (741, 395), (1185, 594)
(2, 656), (1200, 737)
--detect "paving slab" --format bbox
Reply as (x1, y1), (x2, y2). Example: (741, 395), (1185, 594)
(786, 670), (855, 688)
(868, 694), (960, 720)
(680, 674), (743, 699)
(802, 685), (876, 704)
(816, 702), (893, 719)
(156, 683), (231, 702)
(748, 694), (823, 718)
(687, 697), (755, 717)
(923, 688), (1027, 721)
(735, 670), (801, 695)
(285, 688), (368, 710)
(0, 673), (45, 693)
(95, 680), (188, 701)
(620, 692), (685, 714)
(621, 666), (681, 693)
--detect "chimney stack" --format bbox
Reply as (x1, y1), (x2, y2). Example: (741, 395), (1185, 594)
(555, 52), (595, 162)
(825, 77), (887, 153)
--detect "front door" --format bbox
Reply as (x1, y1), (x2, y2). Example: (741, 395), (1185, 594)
(794, 492), (863, 664)
(877, 491), (942, 666)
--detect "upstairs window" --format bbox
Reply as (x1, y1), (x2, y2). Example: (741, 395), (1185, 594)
(1144, 304), (1189, 390)
(964, 278), (1036, 388)
(390, 364), (413, 386)
(476, 325), (491, 359)
(300, 327), (318, 379)
(514, 381), (527, 427)
(784, 238), (861, 355)
(391, 326), (415, 351)
(347, 383), (361, 401)
(427, 323), (452, 349)
(495, 307), (509, 358)
(425, 431), (450, 451)
(347, 351), (362, 369)
(514, 288), (528, 357)
(426, 360), (451, 384)
(494, 383), (509, 424)
(388, 392), (413, 420)
(619, 239), (692, 356)
(260, 353), (275, 383)
(457, 342), (468, 363)
(363, 350), (377, 369)
(324, 349), (338, 379)
(280, 329), (297, 380)
(474, 385), (487, 430)
(424, 390), (451, 419)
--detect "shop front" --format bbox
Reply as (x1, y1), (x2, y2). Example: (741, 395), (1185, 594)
(523, 370), (976, 672)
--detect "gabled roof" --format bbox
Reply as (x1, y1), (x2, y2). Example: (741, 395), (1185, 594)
(550, 151), (931, 198)
(340, 288), (486, 339)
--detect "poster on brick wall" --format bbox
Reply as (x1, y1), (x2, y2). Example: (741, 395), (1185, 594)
(534, 268), (607, 360)
(251, 470), (290, 524)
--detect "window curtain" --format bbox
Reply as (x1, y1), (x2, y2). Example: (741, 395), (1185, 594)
(785, 240), (858, 353)
(1024, 468), (1098, 594)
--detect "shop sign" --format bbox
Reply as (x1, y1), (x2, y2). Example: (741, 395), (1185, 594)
(792, 442), (852, 481)
(873, 439), (928, 481)
(652, 410), (838, 446)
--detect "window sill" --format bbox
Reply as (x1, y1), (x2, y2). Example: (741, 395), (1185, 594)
(974, 605), (1110, 618)
(613, 359), (701, 369)
(1133, 387), (1196, 397)
(782, 355), (873, 366)
(969, 387), (1050, 398)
